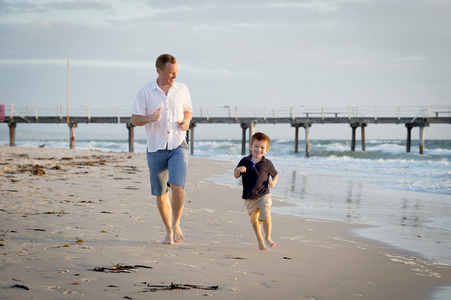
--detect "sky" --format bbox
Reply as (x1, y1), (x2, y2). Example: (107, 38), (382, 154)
(0, 0), (450, 141)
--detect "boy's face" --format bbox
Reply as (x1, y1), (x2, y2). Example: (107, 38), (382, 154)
(250, 139), (269, 159)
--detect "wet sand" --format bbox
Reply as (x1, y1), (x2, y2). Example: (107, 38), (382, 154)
(1, 145), (450, 299)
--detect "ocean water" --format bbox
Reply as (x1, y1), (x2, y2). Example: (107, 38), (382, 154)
(2, 138), (451, 268)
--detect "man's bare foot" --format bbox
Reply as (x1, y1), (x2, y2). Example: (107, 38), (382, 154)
(173, 224), (184, 243)
(162, 232), (173, 245)
(266, 238), (277, 248)
(258, 241), (268, 251)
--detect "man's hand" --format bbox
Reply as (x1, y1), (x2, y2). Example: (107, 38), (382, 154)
(150, 108), (162, 122)
(131, 108), (161, 126)
(178, 120), (190, 131)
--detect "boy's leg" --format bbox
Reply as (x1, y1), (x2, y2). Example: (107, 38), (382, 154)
(257, 195), (276, 248)
(250, 209), (267, 250)
(262, 219), (277, 248)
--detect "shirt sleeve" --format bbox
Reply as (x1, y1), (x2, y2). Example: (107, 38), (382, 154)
(235, 158), (246, 175)
(132, 86), (147, 116)
(183, 86), (193, 112)
(268, 160), (278, 178)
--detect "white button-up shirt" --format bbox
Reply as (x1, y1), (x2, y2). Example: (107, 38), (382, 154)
(132, 80), (192, 152)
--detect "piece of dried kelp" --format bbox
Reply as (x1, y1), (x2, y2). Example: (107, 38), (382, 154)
(12, 284), (30, 290)
(90, 264), (153, 273)
(225, 256), (247, 260)
(144, 282), (218, 292)
(26, 228), (46, 231)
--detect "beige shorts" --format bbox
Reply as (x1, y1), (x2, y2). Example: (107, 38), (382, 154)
(244, 194), (272, 221)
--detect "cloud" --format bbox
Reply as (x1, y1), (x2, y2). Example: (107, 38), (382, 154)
(0, 0), (450, 111)
(0, 58), (155, 69)
(0, 0), (111, 14)
(43, 0), (111, 11)
(0, 0), (112, 25)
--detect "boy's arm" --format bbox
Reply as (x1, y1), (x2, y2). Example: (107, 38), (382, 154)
(269, 174), (279, 188)
(234, 166), (246, 178)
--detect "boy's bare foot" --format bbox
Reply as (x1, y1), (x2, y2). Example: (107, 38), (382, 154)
(258, 241), (268, 251)
(173, 224), (184, 243)
(266, 238), (277, 248)
(162, 232), (173, 245)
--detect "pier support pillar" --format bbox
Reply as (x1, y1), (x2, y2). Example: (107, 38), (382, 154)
(419, 125), (425, 155)
(301, 123), (311, 158)
(248, 122), (255, 155)
(350, 123), (359, 152)
(240, 123), (249, 155)
(69, 123), (77, 149)
(8, 121), (16, 147)
(405, 124), (413, 153)
(361, 123), (367, 151)
(126, 123), (135, 153)
(189, 122), (197, 155)
(294, 125), (300, 153)
(292, 123), (311, 157)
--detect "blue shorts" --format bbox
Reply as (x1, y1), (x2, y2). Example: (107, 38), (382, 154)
(146, 140), (188, 196)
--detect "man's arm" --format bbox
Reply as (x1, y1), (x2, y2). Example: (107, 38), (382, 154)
(178, 111), (193, 131)
(131, 108), (162, 126)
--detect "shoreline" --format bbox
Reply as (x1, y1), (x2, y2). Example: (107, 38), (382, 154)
(1, 146), (450, 299)
(204, 157), (451, 267)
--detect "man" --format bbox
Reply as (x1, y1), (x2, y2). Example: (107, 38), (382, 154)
(131, 54), (193, 244)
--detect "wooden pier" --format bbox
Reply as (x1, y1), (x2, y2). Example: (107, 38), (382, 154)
(1, 104), (450, 156)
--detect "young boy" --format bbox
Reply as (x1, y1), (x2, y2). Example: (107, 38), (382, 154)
(234, 132), (279, 250)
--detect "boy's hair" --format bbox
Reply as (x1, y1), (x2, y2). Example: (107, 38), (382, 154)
(156, 54), (177, 70)
(251, 132), (270, 148)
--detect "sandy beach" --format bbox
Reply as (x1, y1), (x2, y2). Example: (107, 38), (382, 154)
(1, 145), (450, 300)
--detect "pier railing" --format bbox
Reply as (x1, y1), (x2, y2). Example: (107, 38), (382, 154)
(194, 105), (451, 120)
(3, 104), (129, 121)
(3, 104), (450, 121)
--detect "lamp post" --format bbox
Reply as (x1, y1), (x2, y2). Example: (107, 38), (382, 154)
(67, 55), (76, 149)
(67, 55), (70, 126)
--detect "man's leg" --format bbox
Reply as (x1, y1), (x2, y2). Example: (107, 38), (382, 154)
(166, 141), (188, 243)
(156, 192), (173, 244)
(147, 150), (172, 244)
(170, 184), (185, 243)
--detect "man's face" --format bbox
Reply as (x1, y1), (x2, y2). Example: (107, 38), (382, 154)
(157, 62), (178, 87)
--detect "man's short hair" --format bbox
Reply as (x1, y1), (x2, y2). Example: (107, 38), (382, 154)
(156, 54), (177, 70)
(251, 132), (270, 148)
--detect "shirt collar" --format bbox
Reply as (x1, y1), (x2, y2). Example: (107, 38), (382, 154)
(150, 79), (178, 92)
(245, 155), (266, 163)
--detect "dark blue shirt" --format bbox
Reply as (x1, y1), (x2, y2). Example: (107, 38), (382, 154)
(236, 155), (278, 200)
